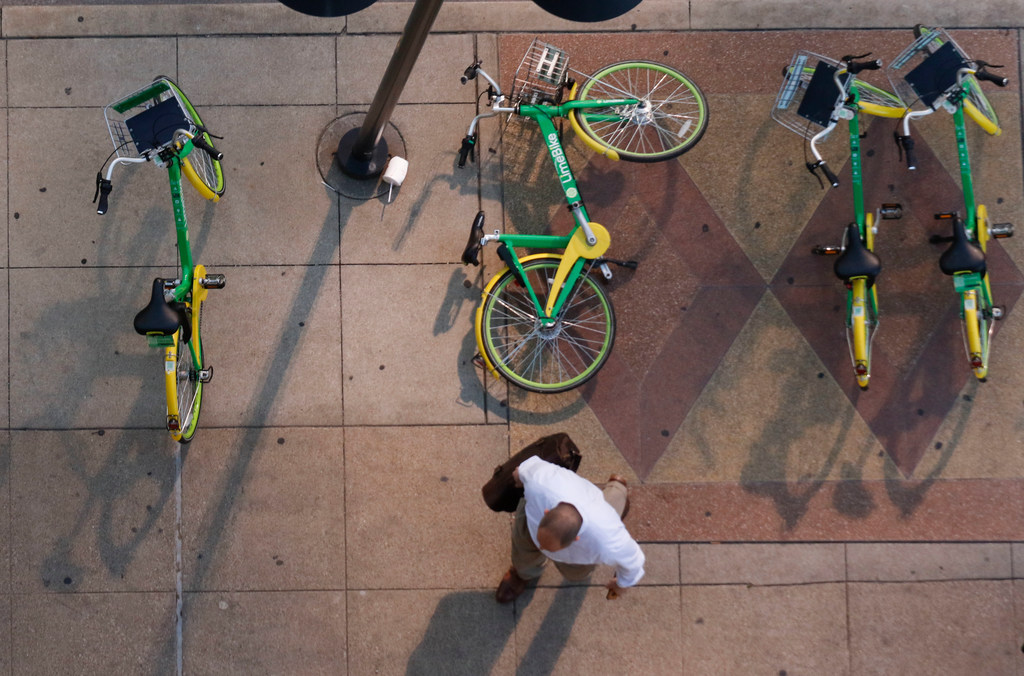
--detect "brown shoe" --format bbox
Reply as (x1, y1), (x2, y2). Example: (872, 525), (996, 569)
(608, 475), (630, 520)
(496, 566), (528, 604)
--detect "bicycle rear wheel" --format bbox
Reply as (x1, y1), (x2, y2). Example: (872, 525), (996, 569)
(165, 78), (226, 198)
(480, 256), (615, 392)
(570, 61), (707, 162)
(165, 308), (203, 443)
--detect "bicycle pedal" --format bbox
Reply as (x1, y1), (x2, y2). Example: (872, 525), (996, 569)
(991, 223), (1014, 239)
(201, 274), (226, 289)
(880, 203), (902, 220)
(933, 211), (957, 220)
(197, 366), (213, 383)
(992, 306), (1005, 320)
(812, 246), (841, 255)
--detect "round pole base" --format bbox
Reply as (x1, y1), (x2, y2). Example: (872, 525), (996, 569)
(336, 128), (389, 178)
(316, 112), (407, 200)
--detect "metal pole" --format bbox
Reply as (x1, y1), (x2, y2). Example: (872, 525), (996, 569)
(337, 0), (444, 177)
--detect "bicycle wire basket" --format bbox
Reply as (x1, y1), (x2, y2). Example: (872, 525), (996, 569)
(772, 51), (852, 140)
(512, 39), (570, 106)
(104, 78), (197, 160)
(887, 28), (973, 112)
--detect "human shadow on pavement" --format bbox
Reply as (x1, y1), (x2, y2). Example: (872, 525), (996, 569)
(405, 585), (585, 676)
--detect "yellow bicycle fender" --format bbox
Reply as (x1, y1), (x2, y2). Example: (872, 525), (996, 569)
(476, 253), (563, 380)
(977, 204), (989, 253)
(474, 305), (498, 380)
(545, 223), (611, 316)
(963, 100), (1001, 136)
(857, 100), (908, 119)
(182, 157), (221, 202)
(165, 332), (182, 441)
(567, 82), (621, 161)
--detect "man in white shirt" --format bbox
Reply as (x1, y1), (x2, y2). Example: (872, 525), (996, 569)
(496, 455), (645, 603)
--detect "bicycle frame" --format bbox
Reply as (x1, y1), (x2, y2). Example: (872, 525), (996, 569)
(899, 66), (1003, 376)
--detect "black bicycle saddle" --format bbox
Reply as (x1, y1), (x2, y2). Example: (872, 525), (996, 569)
(134, 278), (189, 341)
(834, 222), (881, 285)
(939, 217), (986, 276)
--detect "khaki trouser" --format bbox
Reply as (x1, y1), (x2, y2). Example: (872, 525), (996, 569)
(511, 479), (628, 581)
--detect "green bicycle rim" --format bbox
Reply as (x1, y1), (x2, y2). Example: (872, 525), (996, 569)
(481, 258), (615, 393)
(574, 61), (708, 162)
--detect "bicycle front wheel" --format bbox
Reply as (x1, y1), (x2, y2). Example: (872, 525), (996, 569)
(480, 256), (615, 393)
(853, 81), (908, 119)
(571, 61), (708, 162)
(165, 310), (203, 443)
(165, 78), (226, 198)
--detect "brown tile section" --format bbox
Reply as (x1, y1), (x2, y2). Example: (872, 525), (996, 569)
(630, 479), (1024, 541)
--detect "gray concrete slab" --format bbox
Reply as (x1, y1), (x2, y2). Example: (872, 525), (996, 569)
(0, 433), (9, 596)
(182, 428), (346, 591)
(344, 425), (508, 588)
(10, 267), (169, 429)
(200, 265), (344, 427)
(849, 580), (1020, 674)
(348, 0), (688, 34)
(346, 588), (517, 676)
(10, 430), (176, 593)
(180, 35), (336, 106)
(10, 106), (178, 269)
(0, 40), (6, 108)
(337, 33), (476, 105)
(340, 264), (485, 425)
(680, 543), (846, 585)
(338, 104), (482, 265)
(0, 595), (8, 675)
(847, 542), (1012, 581)
(0, 274), (7, 430)
(11, 592), (175, 674)
(7, 37), (176, 107)
(513, 586), (684, 675)
(1, 3), (346, 38)
(1015, 543), (1024, 578)
(183, 591), (347, 674)
(690, 0), (1024, 29)
(0, 109), (6, 269)
(186, 105), (341, 266)
(681, 583), (849, 675)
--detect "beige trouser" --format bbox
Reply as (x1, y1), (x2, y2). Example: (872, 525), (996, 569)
(511, 479), (628, 581)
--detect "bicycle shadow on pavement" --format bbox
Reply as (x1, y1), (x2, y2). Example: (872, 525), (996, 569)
(20, 198), (186, 597)
(405, 585), (586, 676)
(151, 192), (346, 673)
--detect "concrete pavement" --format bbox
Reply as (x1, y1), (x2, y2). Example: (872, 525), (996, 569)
(2, 1), (1024, 673)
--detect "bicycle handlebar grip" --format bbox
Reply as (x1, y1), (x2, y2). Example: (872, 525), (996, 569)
(820, 163), (839, 188)
(977, 69), (1009, 87)
(461, 61), (481, 84)
(192, 134), (224, 161)
(458, 135), (476, 168)
(847, 58), (882, 74)
(896, 134), (918, 170)
(94, 173), (112, 215)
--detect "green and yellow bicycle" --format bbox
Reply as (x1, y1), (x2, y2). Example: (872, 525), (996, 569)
(95, 77), (226, 441)
(889, 26), (1014, 381)
(458, 40), (708, 392)
(773, 50), (906, 389)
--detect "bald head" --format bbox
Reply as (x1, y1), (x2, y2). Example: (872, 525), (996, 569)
(537, 502), (582, 552)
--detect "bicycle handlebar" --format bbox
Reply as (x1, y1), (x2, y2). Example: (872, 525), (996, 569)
(975, 62), (1008, 87)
